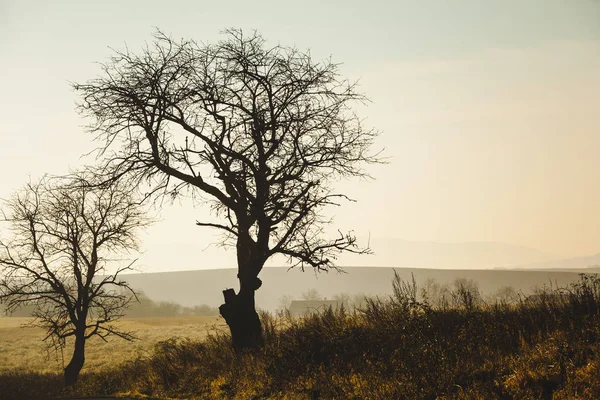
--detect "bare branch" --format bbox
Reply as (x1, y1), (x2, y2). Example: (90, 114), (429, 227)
(74, 28), (382, 289)
(0, 175), (149, 364)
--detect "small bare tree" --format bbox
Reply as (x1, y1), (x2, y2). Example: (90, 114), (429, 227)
(74, 29), (381, 352)
(301, 288), (323, 301)
(0, 176), (150, 386)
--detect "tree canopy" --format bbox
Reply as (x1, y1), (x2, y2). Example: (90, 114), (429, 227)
(76, 29), (380, 273)
(74, 29), (381, 351)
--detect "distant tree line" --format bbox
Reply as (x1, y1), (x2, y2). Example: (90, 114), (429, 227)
(126, 292), (219, 317)
(276, 277), (524, 314)
(1, 291), (219, 318)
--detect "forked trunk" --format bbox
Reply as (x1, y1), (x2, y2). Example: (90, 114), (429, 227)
(64, 331), (85, 386)
(219, 277), (264, 353)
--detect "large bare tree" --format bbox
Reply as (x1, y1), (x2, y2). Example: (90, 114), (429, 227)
(0, 176), (150, 386)
(74, 29), (381, 352)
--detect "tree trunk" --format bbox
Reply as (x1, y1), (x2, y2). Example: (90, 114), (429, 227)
(64, 332), (86, 386)
(219, 276), (264, 353)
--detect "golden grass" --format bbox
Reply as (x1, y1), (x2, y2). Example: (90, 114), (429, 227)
(0, 316), (225, 374)
(2, 274), (599, 399)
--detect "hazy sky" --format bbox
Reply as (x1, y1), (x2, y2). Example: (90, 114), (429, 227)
(1, 1), (599, 272)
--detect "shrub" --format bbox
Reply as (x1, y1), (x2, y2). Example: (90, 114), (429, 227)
(2, 274), (599, 399)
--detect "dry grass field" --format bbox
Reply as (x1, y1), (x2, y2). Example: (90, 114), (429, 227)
(0, 316), (225, 374)
(1, 274), (600, 399)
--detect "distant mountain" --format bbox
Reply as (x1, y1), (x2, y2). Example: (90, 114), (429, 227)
(506, 253), (600, 271)
(120, 266), (588, 312)
(338, 238), (561, 269)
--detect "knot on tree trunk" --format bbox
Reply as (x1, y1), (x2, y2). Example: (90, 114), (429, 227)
(237, 274), (263, 290)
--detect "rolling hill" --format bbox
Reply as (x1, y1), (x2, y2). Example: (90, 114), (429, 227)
(506, 253), (600, 271)
(121, 266), (595, 311)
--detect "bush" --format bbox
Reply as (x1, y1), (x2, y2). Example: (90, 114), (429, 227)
(2, 274), (599, 399)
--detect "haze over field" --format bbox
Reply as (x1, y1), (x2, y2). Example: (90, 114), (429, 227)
(2, 3), (600, 398)
(1, 1), (599, 275)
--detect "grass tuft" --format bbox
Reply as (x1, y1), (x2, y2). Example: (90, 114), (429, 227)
(1, 273), (599, 399)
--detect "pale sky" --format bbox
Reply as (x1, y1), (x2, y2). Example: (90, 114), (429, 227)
(1, 1), (599, 272)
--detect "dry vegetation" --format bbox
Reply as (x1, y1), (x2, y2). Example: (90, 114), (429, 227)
(0, 316), (224, 373)
(1, 274), (599, 399)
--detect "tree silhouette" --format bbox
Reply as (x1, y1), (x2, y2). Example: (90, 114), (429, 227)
(301, 288), (323, 301)
(0, 176), (150, 385)
(74, 29), (381, 352)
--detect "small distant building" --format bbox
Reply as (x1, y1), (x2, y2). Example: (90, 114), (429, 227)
(288, 300), (345, 317)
